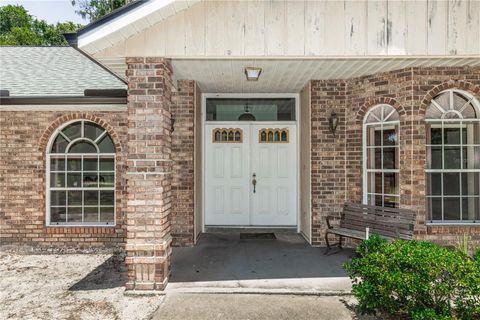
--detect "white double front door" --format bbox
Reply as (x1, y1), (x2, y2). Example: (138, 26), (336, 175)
(205, 123), (297, 226)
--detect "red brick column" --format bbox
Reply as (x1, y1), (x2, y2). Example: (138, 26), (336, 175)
(125, 57), (173, 291)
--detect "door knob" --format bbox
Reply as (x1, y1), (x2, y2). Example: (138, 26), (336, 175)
(252, 173), (257, 193)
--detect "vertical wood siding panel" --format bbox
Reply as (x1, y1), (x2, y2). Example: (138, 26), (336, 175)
(93, 0), (480, 58)
(185, 2), (205, 56)
(224, 1), (246, 56)
(145, 21), (166, 56)
(286, 0), (305, 55)
(102, 39), (126, 58)
(304, 0), (326, 56)
(427, 0), (447, 55)
(447, 0), (467, 55)
(245, 0), (266, 56)
(367, 0), (388, 54)
(405, 0), (427, 55)
(166, 11), (185, 56)
(387, 0), (407, 54)
(125, 30), (145, 56)
(205, 1), (224, 56)
(324, 0), (345, 55)
(344, 0), (367, 55)
(265, 0), (286, 55)
(465, 0), (480, 55)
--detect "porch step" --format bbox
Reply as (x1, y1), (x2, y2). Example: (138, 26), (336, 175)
(165, 277), (352, 296)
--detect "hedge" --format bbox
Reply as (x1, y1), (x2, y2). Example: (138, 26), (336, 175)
(344, 235), (480, 320)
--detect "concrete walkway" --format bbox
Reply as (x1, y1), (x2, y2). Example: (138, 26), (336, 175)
(156, 232), (367, 320)
(152, 293), (374, 320)
(167, 230), (354, 294)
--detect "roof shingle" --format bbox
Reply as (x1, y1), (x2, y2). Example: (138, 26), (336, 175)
(0, 46), (126, 97)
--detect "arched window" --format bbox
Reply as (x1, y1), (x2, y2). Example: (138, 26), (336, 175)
(363, 104), (400, 208)
(426, 89), (480, 223)
(47, 120), (116, 226)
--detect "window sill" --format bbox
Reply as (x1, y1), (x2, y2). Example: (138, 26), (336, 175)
(426, 222), (480, 226)
(45, 226), (117, 234)
(47, 223), (115, 227)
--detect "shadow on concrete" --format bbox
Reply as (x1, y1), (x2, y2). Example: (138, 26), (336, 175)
(170, 231), (355, 283)
(69, 253), (127, 291)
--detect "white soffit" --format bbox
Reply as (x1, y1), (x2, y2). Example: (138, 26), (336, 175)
(78, 0), (201, 53)
(96, 56), (480, 93)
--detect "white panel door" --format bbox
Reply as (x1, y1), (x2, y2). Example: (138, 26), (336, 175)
(205, 123), (297, 226)
(251, 124), (297, 226)
(205, 124), (250, 225)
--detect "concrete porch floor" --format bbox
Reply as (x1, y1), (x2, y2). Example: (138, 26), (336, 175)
(166, 229), (355, 294)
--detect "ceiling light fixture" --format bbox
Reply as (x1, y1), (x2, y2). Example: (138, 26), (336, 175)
(245, 67), (262, 81)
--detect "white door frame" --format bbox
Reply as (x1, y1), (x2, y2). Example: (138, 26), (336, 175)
(201, 93), (301, 232)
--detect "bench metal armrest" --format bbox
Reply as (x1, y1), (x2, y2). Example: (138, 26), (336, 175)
(326, 215), (336, 229)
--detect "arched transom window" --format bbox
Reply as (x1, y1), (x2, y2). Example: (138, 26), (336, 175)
(426, 89), (480, 223)
(363, 104), (400, 208)
(47, 120), (116, 226)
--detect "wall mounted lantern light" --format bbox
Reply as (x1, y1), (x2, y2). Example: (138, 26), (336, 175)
(245, 67), (262, 81)
(329, 110), (338, 137)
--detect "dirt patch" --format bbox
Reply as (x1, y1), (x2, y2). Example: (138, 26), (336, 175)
(0, 252), (163, 320)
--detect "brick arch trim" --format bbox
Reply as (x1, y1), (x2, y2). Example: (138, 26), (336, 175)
(355, 97), (406, 122)
(419, 80), (480, 116)
(38, 113), (123, 154)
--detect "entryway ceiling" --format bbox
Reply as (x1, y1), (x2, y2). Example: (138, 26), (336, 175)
(97, 56), (480, 93)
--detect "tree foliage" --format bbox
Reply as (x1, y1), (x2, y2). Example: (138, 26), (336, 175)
(71, 0), (128, 22)
(0, 5), (82, 45)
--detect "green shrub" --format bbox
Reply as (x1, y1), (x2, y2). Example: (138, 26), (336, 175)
(474, 249), (480, 264)
(344, 235), (480, 319)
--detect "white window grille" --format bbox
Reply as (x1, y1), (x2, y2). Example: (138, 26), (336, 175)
(46, 120), (116, 226)
(363, 104), (400, 208)
(425, 89), (480, 224)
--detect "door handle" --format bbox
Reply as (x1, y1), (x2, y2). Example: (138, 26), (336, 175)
(252, 173), (257, 194)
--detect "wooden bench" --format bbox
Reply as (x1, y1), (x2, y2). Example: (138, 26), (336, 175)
(325, 202), (416, 253)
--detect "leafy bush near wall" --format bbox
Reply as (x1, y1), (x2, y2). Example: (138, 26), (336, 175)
(344, 235), (480, 320)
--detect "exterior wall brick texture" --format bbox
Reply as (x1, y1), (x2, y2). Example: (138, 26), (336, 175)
(310, 66), (480, 248)
(0, 111), (128, 250)
(124, 57), (174, 291)
(2, 65), (479, 255)
(170, 80), (196, 247)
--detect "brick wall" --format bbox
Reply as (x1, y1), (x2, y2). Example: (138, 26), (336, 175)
(310, 80), (347, 245)
(310, 66), (480, 247)
(124, 57), (173, 290)
(171, 80), (196, 247)
(0, 111), (127, 250)
(1, 66), (479, 253)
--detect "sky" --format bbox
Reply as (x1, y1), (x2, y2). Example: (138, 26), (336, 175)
(0, 0), (87, 25)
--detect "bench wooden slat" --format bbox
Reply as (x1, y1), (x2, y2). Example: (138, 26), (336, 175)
(327, 228), (367, 240)
(345, 203), (416, 217)
(343, 211), (415, 225)
(344, 207), (416, 221)
(345, 201), (414, 212)
(327, 227), (397, 242)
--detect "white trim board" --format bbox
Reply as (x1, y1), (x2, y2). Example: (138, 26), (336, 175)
(201, 93), (301, 232)
(0, 104), (127, 111)
(79, 0), (201, 53)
